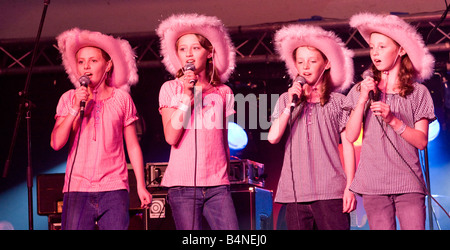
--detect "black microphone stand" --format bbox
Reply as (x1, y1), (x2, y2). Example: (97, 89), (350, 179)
(2, 0), (50, 230)
(423, 146), (433, 230)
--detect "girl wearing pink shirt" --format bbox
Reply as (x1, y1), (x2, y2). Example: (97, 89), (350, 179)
(156, 13), (238, 230)
(51, 28), (151, 230)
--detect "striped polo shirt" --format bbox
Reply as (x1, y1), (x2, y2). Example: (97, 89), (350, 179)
(344, 82), (435, 195)
(272, 92), (351, 203)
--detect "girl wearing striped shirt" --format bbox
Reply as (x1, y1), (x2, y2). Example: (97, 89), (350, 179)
(345, 13), (436, 230)
(269, 25), (356, 230)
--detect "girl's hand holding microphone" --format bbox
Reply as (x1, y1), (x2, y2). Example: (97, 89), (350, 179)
(182, 70), (198, 99)
(288, 80), (304, 107)
(73, 85), (89, 111)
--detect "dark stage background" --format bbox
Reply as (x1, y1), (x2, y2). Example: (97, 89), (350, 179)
(1, 57), (450, 230)
(1, 2), (450, 229)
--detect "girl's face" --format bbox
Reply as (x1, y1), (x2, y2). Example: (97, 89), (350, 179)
(176, 34), (211, 73)
(76, 46), (111, 88)
(369, 32), (405, 72)
(295, 46), (329, 85)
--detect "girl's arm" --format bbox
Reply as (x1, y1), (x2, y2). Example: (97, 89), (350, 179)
(340, 130), (357, 213)
(50, 112), (79, 151)
(161, 94), (192, 146)
(51, 86), (89, 150)
(268, 82), (303, 144)
(390, 117), (429, 150)
(371, 101), (429, 150)
(124, 122), (152, 208)
(346, 78), (376, 143)
(267, 109), (291, 144)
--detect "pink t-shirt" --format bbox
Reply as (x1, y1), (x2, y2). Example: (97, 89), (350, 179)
(158, 79), (235, 187)
(55, 88), (138, 193)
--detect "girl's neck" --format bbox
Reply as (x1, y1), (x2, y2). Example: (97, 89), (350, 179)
(378, 66), (400, 94)
(305, 81), (323, 103)
(88, 82), (113, 100)
(194, 71), (215, 92)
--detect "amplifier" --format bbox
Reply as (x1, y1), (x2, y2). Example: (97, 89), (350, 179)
(229, 159), (265, 187)
(37, 168), (143, 215)
(146, 159), (265, 187)
(144, 185), (273, 230)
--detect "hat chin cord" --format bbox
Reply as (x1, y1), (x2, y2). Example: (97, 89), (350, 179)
(91, 65), (110, 98)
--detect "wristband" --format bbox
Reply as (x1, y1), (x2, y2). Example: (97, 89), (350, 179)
(395, 121), (407, 135)
(282, 107), (291, 115)
(178, 102), (189, 112)
(69, 107), (79, 117)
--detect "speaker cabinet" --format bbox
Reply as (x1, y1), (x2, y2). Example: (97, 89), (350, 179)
(37, 173), (65, 215)
(231, 185), (273, 230)
(144, 185), (273, 230)
(37, 169), (142, 215)
(37, 172), (273, 230)
(145, 188), (176, 230)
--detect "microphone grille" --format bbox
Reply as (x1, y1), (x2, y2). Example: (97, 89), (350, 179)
(362, 69), (374, 79)
(295, 75), (307, 86)
(79, 75), (91, 87)
(184, 63), (196, 72)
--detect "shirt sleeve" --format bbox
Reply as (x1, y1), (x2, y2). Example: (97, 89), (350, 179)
(411, 83), (436, 123)
(158, 80), (183, 114)
(343, 83), (361, 111)
(121, 91), (139, 127)
(336, 93), (351, 133)
(271, 92), (289, 121)
(55, 90), (75, 119)
(223, 85), (236, 117)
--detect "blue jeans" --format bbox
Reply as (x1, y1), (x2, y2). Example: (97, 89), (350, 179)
(61, 190), (129, 230)
(167, 185), (239, 230)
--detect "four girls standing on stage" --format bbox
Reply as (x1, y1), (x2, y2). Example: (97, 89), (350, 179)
(49, 11), (436, 230)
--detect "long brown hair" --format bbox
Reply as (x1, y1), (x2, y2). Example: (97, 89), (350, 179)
(293, 46), (332, 106)
(371, 55), (416, 97)
(175, 34), (221, 86)
(370, 37), (416, 97)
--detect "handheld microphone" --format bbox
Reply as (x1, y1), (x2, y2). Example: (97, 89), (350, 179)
(290, 75), (307, 109)
(184, 63), (197, 84)
(362, 69), (375, 100)
(79, 74), (91, 115)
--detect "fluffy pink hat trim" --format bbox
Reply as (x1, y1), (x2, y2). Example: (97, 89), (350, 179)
(274, 24), (354, 92)
(350, 12), (435, 81)
(56, 28), (138, 92)
(156, 13), (235, 83)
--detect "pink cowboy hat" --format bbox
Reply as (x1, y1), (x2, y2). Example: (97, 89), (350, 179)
(274, 24), (354, 92)
(350, 12), (435, 81)
(156, 13), (235, 83)
(56, 28), (138, 92)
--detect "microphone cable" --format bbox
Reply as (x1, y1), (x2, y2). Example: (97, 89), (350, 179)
(180, 63), (199, 230)
(369, 70), (449, 221)
(288, 104), (301, 229)
(63, 106), (85, 230)
(372, 111), (450, 220)
(192, 95), (198, 230)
